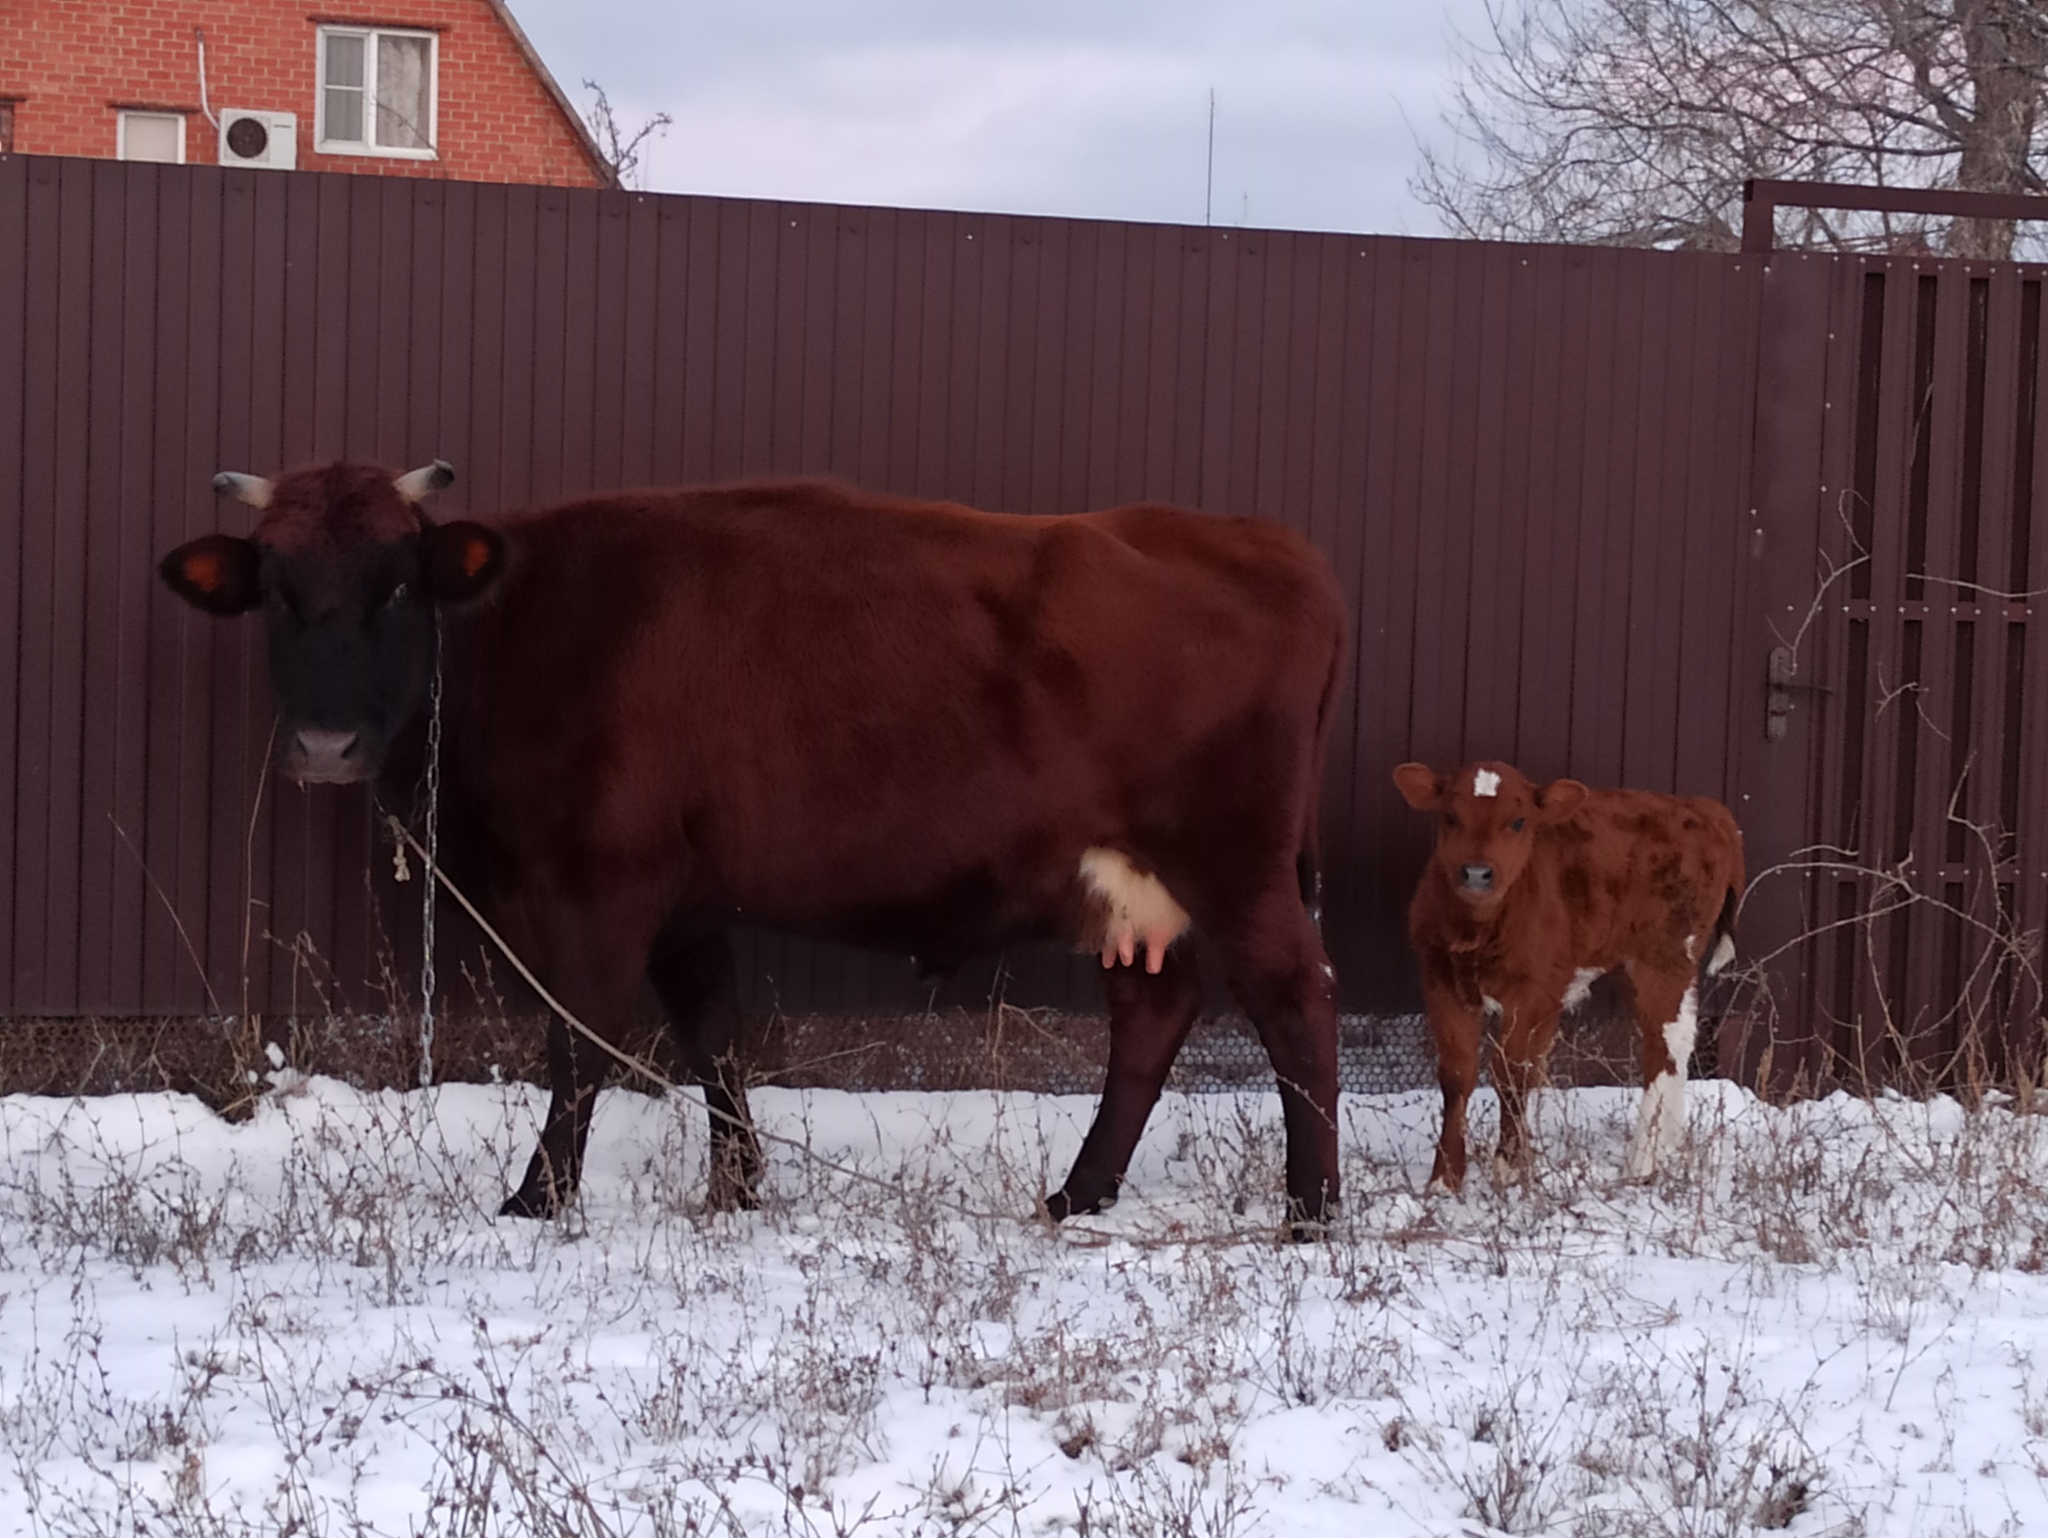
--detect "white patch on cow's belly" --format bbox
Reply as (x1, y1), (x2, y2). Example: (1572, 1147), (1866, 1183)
(1480, 994), (1503, 1018)
(1560, 967), (1602, 1012)
(1624, 983), (1698, 1180)
(1078, 848), (1191, 974)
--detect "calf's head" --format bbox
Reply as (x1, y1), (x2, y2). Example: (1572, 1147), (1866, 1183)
(158, 461), (504, 785)
(1394, 760), (1588, 915)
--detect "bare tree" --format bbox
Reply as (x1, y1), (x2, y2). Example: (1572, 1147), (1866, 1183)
(582, 80), (673, 191)
(1414, 0), (2048, 257)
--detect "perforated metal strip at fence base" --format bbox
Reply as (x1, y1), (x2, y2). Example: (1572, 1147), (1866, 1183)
(0, 1007), (1698, 1108)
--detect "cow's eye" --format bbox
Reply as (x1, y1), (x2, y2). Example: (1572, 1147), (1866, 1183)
(1444, 813), (1460, 831)
(1511, 818), (1526, 833)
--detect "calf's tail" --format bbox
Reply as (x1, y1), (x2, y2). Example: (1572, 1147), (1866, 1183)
(1704, 882), (1740, 977)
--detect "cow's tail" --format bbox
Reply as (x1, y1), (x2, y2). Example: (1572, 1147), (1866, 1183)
(1298, 610), (1347, 937)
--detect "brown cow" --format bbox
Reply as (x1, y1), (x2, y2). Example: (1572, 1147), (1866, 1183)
(159, 462), (1347, 1232)
(1392, 760), (1743, 1192)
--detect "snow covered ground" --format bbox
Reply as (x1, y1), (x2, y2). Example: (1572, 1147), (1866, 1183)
(0, 1071), (2045, 1536)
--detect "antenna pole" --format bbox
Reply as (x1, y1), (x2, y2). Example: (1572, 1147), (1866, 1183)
(1205, 89), (1216, 226)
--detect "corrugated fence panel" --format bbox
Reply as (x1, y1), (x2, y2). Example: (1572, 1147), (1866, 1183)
(2, 156), (1777, 1034)
(1788, 253), (2048, 1087)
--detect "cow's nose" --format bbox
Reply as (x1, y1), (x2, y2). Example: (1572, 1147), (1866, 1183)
(1459, 863), (1494, 893)
(291, 728), (362, 783)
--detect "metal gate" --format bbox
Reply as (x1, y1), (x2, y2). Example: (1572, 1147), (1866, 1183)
(1736, 234), (2048, 1090)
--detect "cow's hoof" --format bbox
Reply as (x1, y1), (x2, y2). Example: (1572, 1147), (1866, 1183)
(1284, 1195), (1337, 1242)
(1040, 1187), (1116, 1223)
(705, 1155), (764, 1214)
(498, 1187), (562, 1220)
(705, 1182), (762, 1214)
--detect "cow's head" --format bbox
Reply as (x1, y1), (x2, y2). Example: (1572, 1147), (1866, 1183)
(1393, 760), (1588, 914)
(158, 460), (505, 785)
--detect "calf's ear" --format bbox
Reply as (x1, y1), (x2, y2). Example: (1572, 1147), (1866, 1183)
(1537, 778), (1589, 822)
(1392, 762), (1445, 810)
(159, 535), (262, 615)
(421, 520), (507, 603)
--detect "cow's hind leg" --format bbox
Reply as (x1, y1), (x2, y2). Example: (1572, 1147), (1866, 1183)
(1623, 964), (1699, 1180)
(1046, 950), (1202, 1220)
(648, 927), (763, 1212)
(1216, 891), (1341, 1235)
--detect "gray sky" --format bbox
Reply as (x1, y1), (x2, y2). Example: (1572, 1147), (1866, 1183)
(507, 0), (1487, 237)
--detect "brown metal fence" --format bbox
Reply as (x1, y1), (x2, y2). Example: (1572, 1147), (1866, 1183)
(3, 151), (2043, 1091)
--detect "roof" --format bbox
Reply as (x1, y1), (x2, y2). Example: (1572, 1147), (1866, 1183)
(485, 0), (618, 188)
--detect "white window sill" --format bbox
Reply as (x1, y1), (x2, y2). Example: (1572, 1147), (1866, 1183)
(315, 141), (438, 161)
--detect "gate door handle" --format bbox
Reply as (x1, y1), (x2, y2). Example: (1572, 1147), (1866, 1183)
(1766, 646), (1832, 741)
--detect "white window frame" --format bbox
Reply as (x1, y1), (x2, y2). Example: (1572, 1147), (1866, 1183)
(314, 26), (438, 160)
(116, 110), (186, 164)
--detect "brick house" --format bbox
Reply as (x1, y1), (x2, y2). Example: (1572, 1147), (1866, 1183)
(0, 0), (612, 187)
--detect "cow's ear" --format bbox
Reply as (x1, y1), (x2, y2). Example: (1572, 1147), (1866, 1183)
(159, 535), (262, 615)
(1392, 763), (1445, 810)
(421, 520), (506, 603)
(1537, 779), (1589, 823)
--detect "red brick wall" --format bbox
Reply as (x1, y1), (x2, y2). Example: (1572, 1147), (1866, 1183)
(0, 0), (606, 187)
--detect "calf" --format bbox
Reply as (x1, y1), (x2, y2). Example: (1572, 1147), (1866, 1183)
(1393, 760), (1743, 1191)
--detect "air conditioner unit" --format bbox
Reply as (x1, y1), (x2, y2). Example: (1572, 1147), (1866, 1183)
(218, 110), (297, 170)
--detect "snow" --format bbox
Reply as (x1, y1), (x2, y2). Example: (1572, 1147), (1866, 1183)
(1, 1074), (2046, 1535)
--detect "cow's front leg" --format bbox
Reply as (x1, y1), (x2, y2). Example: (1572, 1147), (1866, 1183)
(497, 881), (667, 1221)
(502, 1012), (612, 1218)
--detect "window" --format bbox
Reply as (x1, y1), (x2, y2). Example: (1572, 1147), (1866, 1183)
(117, 111), (185, 163)
(316, 27), (436, 157)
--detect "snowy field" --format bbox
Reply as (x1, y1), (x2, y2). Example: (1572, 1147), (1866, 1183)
(1, 1072), (2046, 1536)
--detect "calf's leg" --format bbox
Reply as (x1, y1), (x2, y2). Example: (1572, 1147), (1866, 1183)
(1425, 989), (1483, 1193)
(1624, 966), (1698, 1180)
(1491, 998), (1563, 1183)
(648, 927), (764, 1212)
(1047, 949), (1202, 1219)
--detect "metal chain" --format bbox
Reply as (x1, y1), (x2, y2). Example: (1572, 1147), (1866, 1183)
(417, 612), (443, 1087)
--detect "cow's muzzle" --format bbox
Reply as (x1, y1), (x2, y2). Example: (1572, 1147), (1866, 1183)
(1458, 863), (1495, 895)
(285, 728), (368, 785)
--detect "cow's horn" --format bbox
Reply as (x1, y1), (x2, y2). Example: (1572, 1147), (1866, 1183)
(212, 471), (273, 509)
(393, 459), (456, 502)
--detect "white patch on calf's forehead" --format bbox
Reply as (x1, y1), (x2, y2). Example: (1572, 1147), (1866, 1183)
(1472, 768), (1501, 798)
